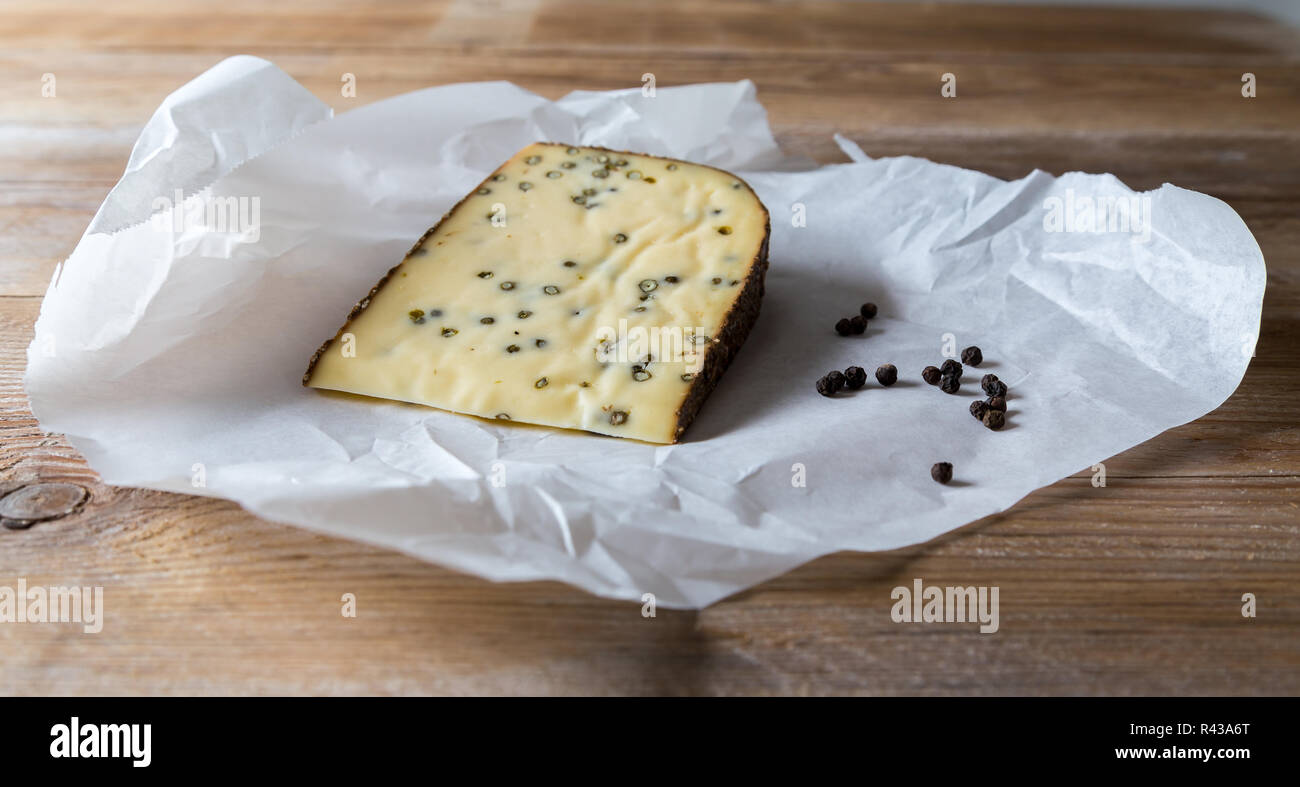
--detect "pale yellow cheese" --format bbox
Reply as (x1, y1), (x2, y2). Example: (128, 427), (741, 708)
(305, 142), (769, 443)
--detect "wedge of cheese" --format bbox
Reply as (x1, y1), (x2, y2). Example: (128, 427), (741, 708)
(304, 142), (770, 443)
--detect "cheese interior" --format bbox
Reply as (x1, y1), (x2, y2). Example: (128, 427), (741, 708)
(306, 142), (768, 443)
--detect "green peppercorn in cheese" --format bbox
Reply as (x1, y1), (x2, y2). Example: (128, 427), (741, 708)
(304, 142), (770, 443)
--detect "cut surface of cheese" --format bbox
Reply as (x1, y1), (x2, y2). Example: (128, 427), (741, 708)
(304, 142), (770, 443)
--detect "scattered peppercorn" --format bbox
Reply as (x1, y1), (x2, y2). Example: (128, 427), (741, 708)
(826, 370), (846, 392)
(849, 315), (867, 334)
(980, 374), (1000, 395)
(815, 376), (837, 397)
(875, 364), (898, 386)
(922, 366), (942, 385)
(986, 395), (1007, 412)
(860, 302), (877, 319)
(844, 366), (868, 390)
(835, 318), (852, 336)
(983, 377), (1007, 398)
(939, 374), (961, 394)
(940, 359), (962, 378)
(970, 400), (989, 420)
(931, 462), (953, 484)
(961, 346), (983, 366)
(982, 409), (1006, 430)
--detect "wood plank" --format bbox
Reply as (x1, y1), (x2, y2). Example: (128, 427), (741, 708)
(0, 183), (108, 296)
(0, 468), (1294, 695)
(4, 51), (1298, 131)
(2, 1), (1295, 55)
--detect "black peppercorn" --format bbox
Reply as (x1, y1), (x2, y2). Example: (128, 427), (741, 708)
(940, 359), (962, 378)
(939, 374), (960, 394)
(986, 395), (1007, 412)
(922, 366), (942, 385)
(982, 409), (1006, 430)
(970, 400), (989, 420)
(849, 315), (867, 334)
(844, 366), (867, 390)
(835, 318), (852, 336)
(875, 364), (898, 386)
(815, 376), (836, 397)
(961, 346), (983, 366)
(860, 302), (877, 319)
(826, 370), (846, 392)
(982, 374), (1007, 398)
(931, 462), (953, 484)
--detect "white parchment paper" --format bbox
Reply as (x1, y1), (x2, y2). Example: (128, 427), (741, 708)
(25, 57), (1266, 607)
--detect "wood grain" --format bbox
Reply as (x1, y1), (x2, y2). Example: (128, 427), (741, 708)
(0, 0), (1297, 696)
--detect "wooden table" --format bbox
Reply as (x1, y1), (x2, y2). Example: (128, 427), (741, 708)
(2, 0), (1297, 696)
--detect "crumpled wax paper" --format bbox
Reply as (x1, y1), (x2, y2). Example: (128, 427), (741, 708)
(25, 56), (1265, 608)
